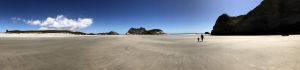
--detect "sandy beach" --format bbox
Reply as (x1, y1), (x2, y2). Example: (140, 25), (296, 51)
(0, 35), (300, 70)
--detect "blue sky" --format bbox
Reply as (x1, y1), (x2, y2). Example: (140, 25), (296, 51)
(0, 0), (262, 33)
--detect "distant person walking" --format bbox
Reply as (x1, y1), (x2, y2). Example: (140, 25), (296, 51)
(201, 34), (204, 42)
(197, 37), (200, 42)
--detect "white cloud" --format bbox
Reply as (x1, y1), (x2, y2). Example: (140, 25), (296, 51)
(13, 15), (93, 31)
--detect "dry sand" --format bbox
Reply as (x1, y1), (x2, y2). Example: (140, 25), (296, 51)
(0, 35), (300, 70)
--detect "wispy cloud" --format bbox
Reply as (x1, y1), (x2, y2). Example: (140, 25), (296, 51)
(12, 15), (93, 31)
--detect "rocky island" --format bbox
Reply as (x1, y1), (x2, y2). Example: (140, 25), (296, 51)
(126, 27), (165, 35)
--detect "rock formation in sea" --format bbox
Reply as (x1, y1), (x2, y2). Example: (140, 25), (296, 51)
(212, 0), (300, 35)
(127, 27), (165, 35)
(96, 31), (119, 35)
(127, 27), (147, 35)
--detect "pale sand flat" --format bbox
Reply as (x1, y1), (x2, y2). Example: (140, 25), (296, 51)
(0, 35), (299, 70)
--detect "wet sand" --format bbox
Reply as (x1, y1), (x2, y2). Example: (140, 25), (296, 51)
(0, 35), (300, 70)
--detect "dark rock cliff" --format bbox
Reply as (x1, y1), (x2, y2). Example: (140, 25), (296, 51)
(212, 0), (300, 35)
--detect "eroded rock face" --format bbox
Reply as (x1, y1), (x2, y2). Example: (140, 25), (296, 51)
(211, 14), (244, 35)
(212, 0), (300, 35)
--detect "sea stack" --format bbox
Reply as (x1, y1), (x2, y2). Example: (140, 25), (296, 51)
(212, 0), (300, 35)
